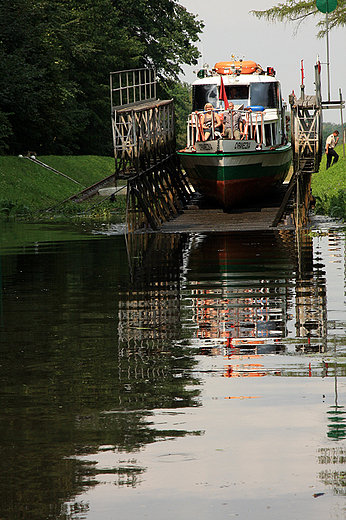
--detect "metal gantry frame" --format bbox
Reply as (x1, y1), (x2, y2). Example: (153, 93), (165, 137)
(278, 60), (345, 229)
(110, 68), (192, 232)
(289, 62), (323, 226)
(290, 63), (323, 176)
(110, 68), (156, 111)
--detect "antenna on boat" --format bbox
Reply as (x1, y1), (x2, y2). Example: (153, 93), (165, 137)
(194, 42), (209, 78)
(230, 54), (245, 75)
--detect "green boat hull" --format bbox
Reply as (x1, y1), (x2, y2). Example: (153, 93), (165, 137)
(178, 143), (292, 208)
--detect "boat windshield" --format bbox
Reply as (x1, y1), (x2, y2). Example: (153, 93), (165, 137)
(192, 84), (218, 110)
(192, 84), (249, 110)
(250, 82), (279, 108)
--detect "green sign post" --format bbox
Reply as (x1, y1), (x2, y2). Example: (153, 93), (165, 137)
(316, 0), (337, 100)
(316, 0), (337, 13)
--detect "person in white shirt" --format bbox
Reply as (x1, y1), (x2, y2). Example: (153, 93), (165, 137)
(325, 130), (339, 169)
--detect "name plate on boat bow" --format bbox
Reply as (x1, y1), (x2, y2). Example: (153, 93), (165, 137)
(235, 141), (251, 150)
(198, 143), (213, 151)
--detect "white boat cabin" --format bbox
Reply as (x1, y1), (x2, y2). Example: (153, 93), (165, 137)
(186, 65), (287, 150)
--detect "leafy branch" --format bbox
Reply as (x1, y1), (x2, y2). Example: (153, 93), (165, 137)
(251, 0), (346, 37)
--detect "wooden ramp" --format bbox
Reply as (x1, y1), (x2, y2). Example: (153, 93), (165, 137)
(159, 183), (295, 233)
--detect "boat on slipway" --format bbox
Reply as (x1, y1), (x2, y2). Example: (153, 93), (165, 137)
(178, 59), (292, 208)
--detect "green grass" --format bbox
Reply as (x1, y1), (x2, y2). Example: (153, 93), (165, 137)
(3, 149), (344, 222)
(311, 144), (346, 220)
(0, 155), (126, 220)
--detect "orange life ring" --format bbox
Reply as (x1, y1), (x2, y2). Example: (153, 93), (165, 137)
(214, 60), (259, 75)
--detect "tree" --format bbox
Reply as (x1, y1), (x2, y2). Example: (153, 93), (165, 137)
(0, 0), (203, 155)
(0, 0), (95, 154)
(0, 111), (13, 154)
(322, 121), (343, 145)
(114, 0), (203, 80)
(251, 0), (346, 37)
(158, 80), (192, 149)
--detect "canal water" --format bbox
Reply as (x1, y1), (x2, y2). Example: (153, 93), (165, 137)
(1, 219), (346, 520)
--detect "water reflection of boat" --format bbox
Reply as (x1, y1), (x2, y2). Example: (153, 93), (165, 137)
(177, 59), (292, 208)
(327, 406), (346, 440)
(182, 230), (329, 358)
(125, 229), (328, 362)
(183, 231), (296, 355)
(327, 346), (346, 441)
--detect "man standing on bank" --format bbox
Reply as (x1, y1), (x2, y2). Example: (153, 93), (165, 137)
(326, 130), (339, 169)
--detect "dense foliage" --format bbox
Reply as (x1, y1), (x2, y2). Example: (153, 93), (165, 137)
(252, 0), (346, 36)
(0, 0), (203, 156)
(158, 80), (192, 149)
(322, 122), (343, 146)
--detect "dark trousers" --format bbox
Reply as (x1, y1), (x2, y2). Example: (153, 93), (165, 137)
(326, 148), (339, 169)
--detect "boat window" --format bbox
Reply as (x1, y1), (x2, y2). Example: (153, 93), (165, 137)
(250, 82), (278, 108)
(225, 85), (249, 105)
(193, 84), (250, 111)
(192, 84), (218, 111)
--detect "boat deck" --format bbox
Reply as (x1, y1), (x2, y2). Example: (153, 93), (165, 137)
(159, 183), (295, 233)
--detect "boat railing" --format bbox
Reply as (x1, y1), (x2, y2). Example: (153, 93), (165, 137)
(187, 109), (265, 146)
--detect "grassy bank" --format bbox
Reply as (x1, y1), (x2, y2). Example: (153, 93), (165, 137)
(311, 144), (346, 220)
(0, 155), (126, 220)
(2, 149), (345, 222)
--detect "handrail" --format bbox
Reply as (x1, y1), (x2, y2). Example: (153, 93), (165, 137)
(187, 109), (267, 144)
(110, 68), (156, 111)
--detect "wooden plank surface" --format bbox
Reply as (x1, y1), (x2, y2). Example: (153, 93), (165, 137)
(159, 184), (295, 233)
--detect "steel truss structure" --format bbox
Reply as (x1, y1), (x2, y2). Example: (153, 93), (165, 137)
(110, 68), (191, 232)
(289, 63), (323, 226)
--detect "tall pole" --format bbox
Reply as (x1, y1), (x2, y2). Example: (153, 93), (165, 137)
(340, 88), (345, 158)
(300, 59), (305, 100)
(326, 10), (331, 102)
(316, 0), (337, 100)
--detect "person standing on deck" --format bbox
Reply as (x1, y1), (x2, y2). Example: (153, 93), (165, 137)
(325, 130), (339, 169)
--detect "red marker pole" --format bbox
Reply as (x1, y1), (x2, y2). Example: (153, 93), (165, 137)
(300, 59), (305, 100)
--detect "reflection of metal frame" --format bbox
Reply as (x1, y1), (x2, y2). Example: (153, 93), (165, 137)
(318, 338), (346, 495)
(295, 230), (328, 352)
